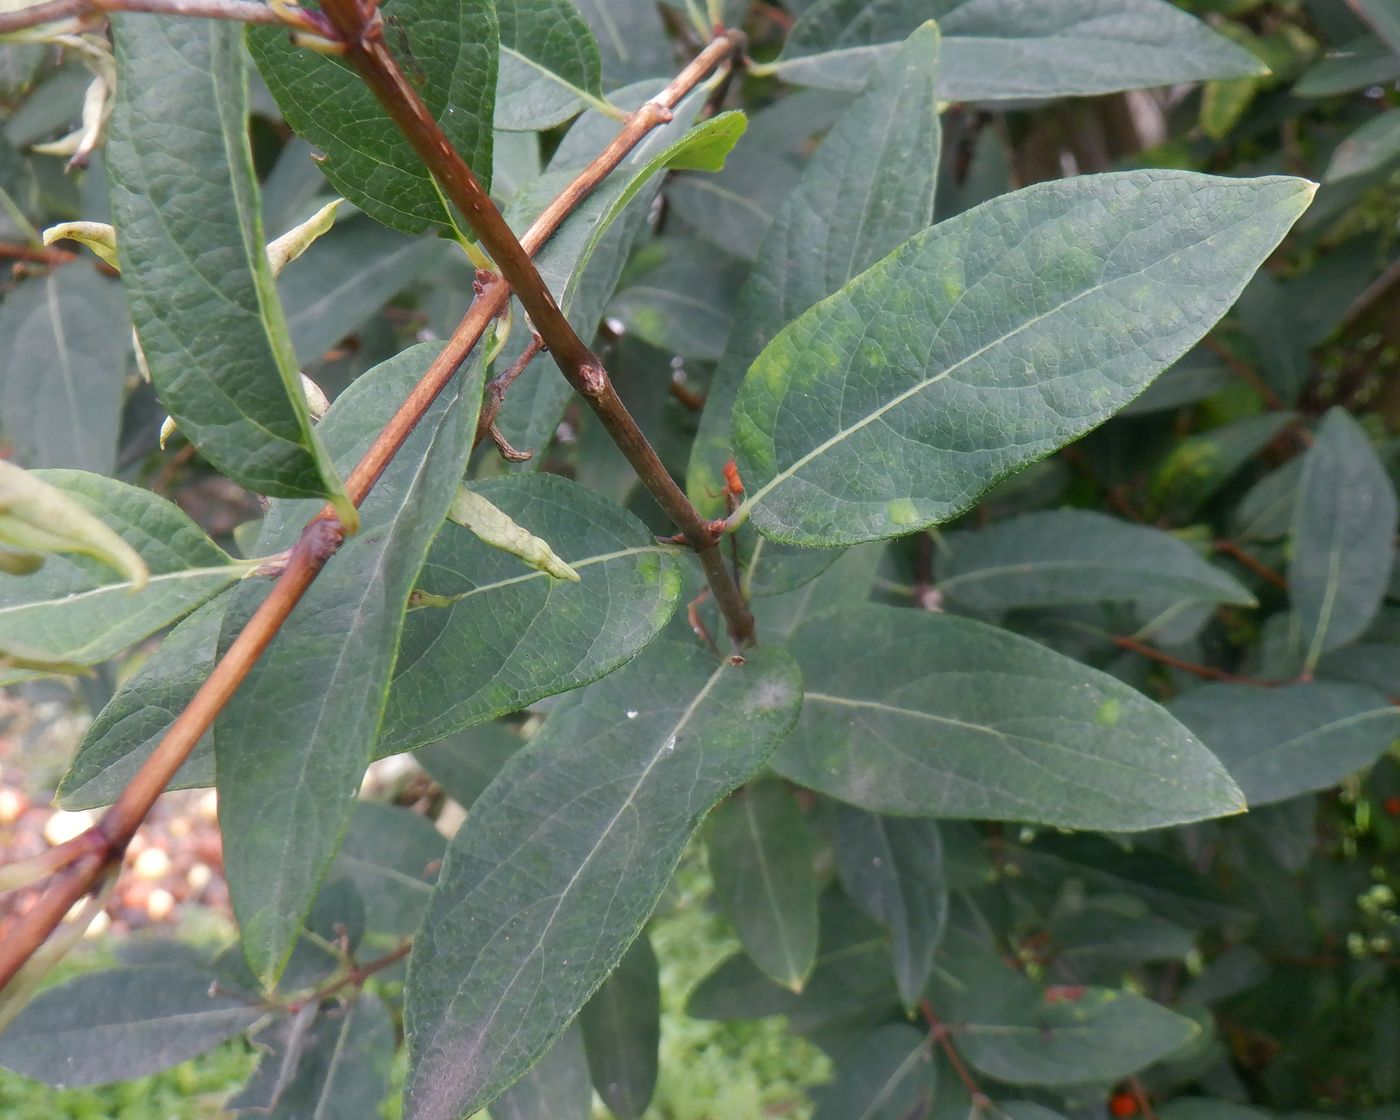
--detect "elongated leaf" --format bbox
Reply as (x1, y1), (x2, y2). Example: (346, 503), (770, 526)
(379, 473), (681, 754)
(813, 1023), (935, 1120)
(664, 147), (801, 264)
(108, 15), (345, 507)
(403, 642), (802, 1120)
(0, 965), (262, 1087)
(772, 605), (1243, 830)
(57, 596), (227, 809)
(576, 0), (674, 88)
(1296, 36), (1400, 96)
(230, 994), (395, 1117)
(706, 782), (820, 991)
(494, 102), (743, 459)
(1169, 682), (1400, 806)
(0, 268), (127, 474)
(417, 724), (525, 808)
(1291, 408), (1398, 669)
(734, 172), (1313, 547)
(833, 807), (946, 1012)
(934, 927), (1196, 1086)
(333, 802), (444, 936)
(935, 509), (1253, 612)
(688, 23), (942, 514)
(1325, 107), (1400, 183)
(249, 0), (497, 235)
(768, 0), (1265, 99)
(1354, 0), (1400, 56)
(490, 1025), (592, 1120)
(579, 933), (660, 1120)
(217, 343), (483, 985)
(496, 0), (606, 130)
(1150, 412), (1294, 521)
(609, 244), (745, 361)
(0, 472), (246, 666)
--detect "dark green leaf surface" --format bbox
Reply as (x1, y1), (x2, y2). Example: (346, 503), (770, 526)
(833, 807), (946, 1012)
(1325, 107), (1400, 183)
(217, 343), (483, 985)
(773, 605), (1244, 830)
(688, 23), (942, 514)
(770, 0), (1265, 99)
(1291, 408), (1397, 669)
(579, 933), (660, 1120)
(491, 1025), (592, 1120)
(736, 172), (1312, 547)
(609, 244), (744, 361)
(664, 147), (801, 264)
(415, 723), (525, 806)
(229, 994), (395, 1117)
(107, 15), (345, 505)
(379, 473), (681, 754)
(575, 0), (674, 87)
(333, 802), (444, 936)
(0, 268), (127, 474)
(0, 965), (261, 1087)
(249, 0), (496, 235)
(935, 510), (1253, 612)
(935, 928), (1196, 1085)
(402, 642), (802, 1120)
(812, 1023), (935, 1120)
(705, 782), (820, 991)
(1169, 682), (1400, 806)
(496, 0), (606, 130)
(57, 595), (227, 809)
(0, 471), (245, 666)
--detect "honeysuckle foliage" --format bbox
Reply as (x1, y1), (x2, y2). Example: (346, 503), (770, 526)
(4, 1), (1400, 1118)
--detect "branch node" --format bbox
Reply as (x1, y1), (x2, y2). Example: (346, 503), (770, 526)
(578, 361), (608, 397)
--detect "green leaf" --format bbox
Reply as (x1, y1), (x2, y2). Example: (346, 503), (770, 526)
(57, 596), (227, 809)
(935, 509), (1254, 612)
(1325, 107), (1400, 183)
(494, 103), (744, 460)
(217, 342), (483, 986)
(107, 15), (346, 509)
(772, 604), (1244, 830)
(229, 994), (395, 1117)
(688, 23), (942, 516)
(734, 172), (1313, 547)
(496, 0), (607, 130)
(1353, 0), (1400, 56)
(664, 147), (801, 264)
(1291, 408), (1398, 669)
(491, 1025), (592, 1120)
(812, 1023), (935, 1120)
(402, 642), (802, 1120)
(575, 0), (674, 87)
(1169, 682), (1400, 806)
(767, 0), (1266, 99)
(832, 808), (946, 1013)
(1149, 412), (1294, 521)
(1295, 36), (1400, 97)
(934, 927), (1197, 1085)
(609, 243), (745, 361)
(0, 471), (246, 666)
(249, 0), (498, 236)
(416, 723), (525, 808)
(705, 782), (820, 991)
(333, 802), (445, 936)
(0, 965), (262, 1087)
(378, 473), (681, 754)
(579, 933), (660, 1120)
(0, 268), (127, 474)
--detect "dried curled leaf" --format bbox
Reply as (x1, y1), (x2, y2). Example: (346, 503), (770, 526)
(446, 485), (581, 581)
(42, 220), (119, 268)
(265, 199), (343, 277)
(0, 460), (147, 590)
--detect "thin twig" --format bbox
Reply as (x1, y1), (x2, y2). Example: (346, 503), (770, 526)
(920, 999), (990, 1113)
(1201, 335), (1286, 412)
(0, 0), (295, 34)
(0, 43), (734, 992)
(474, 332), (544, 451)
(1213, 538), (1287, 590)
(318, 4), (755, 644)
(285, 940), (412, 1013)
(1111, 634), (1279, 686)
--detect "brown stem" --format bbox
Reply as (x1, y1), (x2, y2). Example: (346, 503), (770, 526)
(285, 940), (412, 1013)
(317, 4), (755, 644)
(0, 49), (730, 991)
(474, 333), (545, 450)
(0, 0), (293, 33)
(1111, 634), (1279, 686)
(1201, 336), (1287, 412)
(920, 999), (990, 1112)
(1213, 538), (1287, 590)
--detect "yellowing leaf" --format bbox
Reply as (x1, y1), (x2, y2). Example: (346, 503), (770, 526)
(447, 485), (581, 581)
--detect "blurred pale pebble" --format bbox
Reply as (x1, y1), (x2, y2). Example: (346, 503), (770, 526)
(0, 786), (26, 824)
(133, 847), (171, 881)
(44, 808), (95, 846)
(187, 862), (212, 892)
(197, 790), (218, 821)
(145, 888), (174, 922)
